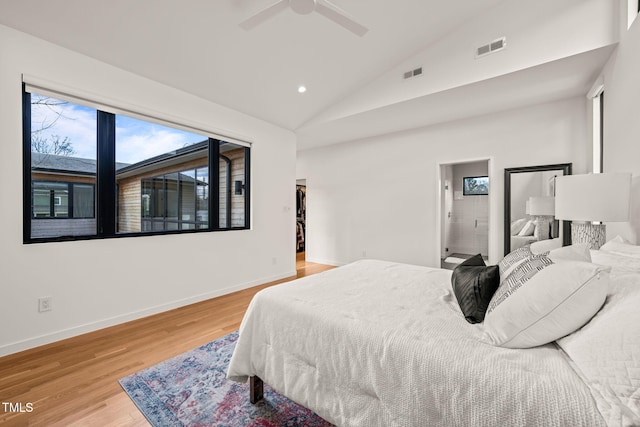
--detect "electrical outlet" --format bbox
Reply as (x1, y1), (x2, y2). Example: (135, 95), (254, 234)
(272, 257), (277, 265)
(38, 297), (52, 313)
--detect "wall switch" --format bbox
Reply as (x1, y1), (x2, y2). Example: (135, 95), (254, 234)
(38, 297), (52, 313)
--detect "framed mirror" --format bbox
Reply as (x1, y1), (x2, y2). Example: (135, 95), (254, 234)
(504, 163), (572, 255)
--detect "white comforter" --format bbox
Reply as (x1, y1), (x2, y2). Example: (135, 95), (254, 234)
(228, 259), (606, 427)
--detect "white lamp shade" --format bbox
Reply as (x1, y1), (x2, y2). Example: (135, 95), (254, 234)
(555, 173), (631, 222)
(528, 196), (555, 216)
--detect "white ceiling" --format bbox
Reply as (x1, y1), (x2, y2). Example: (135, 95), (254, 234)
(0, 0), (615, 149)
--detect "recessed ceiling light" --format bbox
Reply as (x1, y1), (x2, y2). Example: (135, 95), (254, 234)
(298, 85), (307, 93)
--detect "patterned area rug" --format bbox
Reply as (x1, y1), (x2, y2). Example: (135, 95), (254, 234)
(119, 331), (333, 427)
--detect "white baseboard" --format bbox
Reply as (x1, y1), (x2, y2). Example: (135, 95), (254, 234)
(0, 270), (296, 358)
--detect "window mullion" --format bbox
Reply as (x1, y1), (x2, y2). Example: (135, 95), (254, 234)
(49, 189), (55, 217)
(97, 111), (116, 236)
(244, 146), (251, 229)
(68, 183), (74, 218)
(177, 174), (182, 230)
(209, 139), (220, 231)
(163, 176), (167, 231)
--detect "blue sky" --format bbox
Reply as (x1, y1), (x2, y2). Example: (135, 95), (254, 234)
(31, 94), (206, 165)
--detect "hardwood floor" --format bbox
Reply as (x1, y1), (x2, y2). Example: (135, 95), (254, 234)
(0, 254), (333, 426)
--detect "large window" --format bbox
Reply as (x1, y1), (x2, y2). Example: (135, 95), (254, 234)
(23, 86), (250, 243)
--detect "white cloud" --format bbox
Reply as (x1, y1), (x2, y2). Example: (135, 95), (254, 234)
(31, 97), (206, 164)
(116, 126), (204, 165)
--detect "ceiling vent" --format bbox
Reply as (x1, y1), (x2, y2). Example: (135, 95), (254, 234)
(403, 67), (423, 80)
(475, 37), (506, 58)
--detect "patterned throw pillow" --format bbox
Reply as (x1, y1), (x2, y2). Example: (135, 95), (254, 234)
(487, 255), (554, 315)
(491, 244), (594, 315)
(483, 258), (610, 348)
(498, 246), (534, 279)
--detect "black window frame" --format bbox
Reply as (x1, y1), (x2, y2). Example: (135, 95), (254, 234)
(462, 176), (490, 196)
(22, 85), (251, 244)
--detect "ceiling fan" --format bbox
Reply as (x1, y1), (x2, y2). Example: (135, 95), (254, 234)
(240, 0), (368, 37)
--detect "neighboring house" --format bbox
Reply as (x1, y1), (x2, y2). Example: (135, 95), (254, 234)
(29, 141), (246, 238)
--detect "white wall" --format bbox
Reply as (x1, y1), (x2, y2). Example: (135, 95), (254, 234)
(297, 97), (588, 267)
(0, 24), (297, 356)
(600, 9), (640, 242)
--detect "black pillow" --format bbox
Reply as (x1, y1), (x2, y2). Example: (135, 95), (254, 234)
(451, 254), (500, 324)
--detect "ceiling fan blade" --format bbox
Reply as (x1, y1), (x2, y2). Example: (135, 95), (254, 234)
(315, 0), (368, 37)
(239, 0), (289, 30)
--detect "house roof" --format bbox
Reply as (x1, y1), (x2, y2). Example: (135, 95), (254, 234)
(31, 152), (130, 176)
(31, 140), (241, 179)
(115, 141), (209, 177)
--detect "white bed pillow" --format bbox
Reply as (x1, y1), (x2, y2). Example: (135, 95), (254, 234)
(556, 272), (640, 424)
(510, 218), (529, 235)
(530, 238), (562, 254)
(517, 220), (536, 236)
(483, 258), (610, 349)
(547, 243), (592, 263)
(591, 250), (640, 273)
(600, 235), (640, 258)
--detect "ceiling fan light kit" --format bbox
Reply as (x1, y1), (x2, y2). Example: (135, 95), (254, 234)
(290, 0), (315, 15)
(240, 0), (368, 36)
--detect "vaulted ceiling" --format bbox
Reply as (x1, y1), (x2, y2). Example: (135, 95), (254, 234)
(0, 0), (617, 149)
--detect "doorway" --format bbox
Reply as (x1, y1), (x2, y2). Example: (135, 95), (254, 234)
(439, 160), (490, 269)
(296, 179), (306, 262)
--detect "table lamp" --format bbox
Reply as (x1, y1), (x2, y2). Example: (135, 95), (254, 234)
(529, 196), (555, 240)
(555, 173), (631, 249)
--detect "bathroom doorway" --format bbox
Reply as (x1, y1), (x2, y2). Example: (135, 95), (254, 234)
(439, 160), (490, 269)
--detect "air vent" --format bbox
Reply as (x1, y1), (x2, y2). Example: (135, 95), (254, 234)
(475, 37), (506, 58)
(403, 67), (423, 80)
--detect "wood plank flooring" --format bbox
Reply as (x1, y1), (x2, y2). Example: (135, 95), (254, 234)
(0, 253), (333, 426)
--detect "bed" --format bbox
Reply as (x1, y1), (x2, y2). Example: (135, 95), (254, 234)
(227, 241), (640, 426)
(510, 218), (538, 250)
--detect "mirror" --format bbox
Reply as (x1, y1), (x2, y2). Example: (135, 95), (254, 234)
(504, 163), (572, 255)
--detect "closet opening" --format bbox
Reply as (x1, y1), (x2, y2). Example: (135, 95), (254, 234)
(296, 179), (306, 263)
